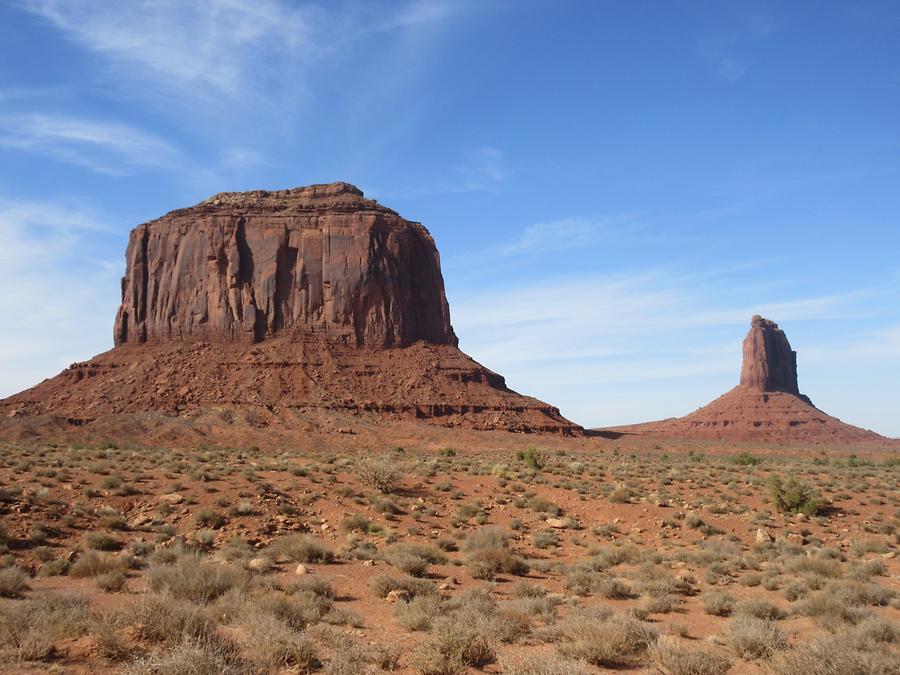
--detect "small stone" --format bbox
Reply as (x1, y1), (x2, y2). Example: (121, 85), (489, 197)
(294, 564), (308, 575)
(386, 589), (410, 603)
(160, 493), (183, 505)
(545, 518), (567, 529)
(755, 528), (773, 544)
(247, 557), (270, 572)
(130, 514), (152, 528)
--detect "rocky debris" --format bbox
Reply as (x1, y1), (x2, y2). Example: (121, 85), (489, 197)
(0, 182), (580, 438)
(604, 316), (891, 445)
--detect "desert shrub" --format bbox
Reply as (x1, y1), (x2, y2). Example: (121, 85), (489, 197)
(286, 576), (335, 599)
(565, 565), (635, 598)
(0, 568), (27, 598)
(395, 594), (442, 631)
(146, 557), (247, 604)
(413, 613), (496, 674)
(0, 593), (90, 662)
(792, 591), (872, 629)
(650, 636), (732, 675)
(721, 616), (787, 659)
(526, 496), (561, 515)
(121, 640), (243, 675)
(499, 652), (594, 674)
(340, 513), (372, 534)
(785, 554), (842, 578)
(767, 475), (822, 516)
(826, 579), (893, 607)
(195, 507), (226, 529)
(357, 457), (402, 493)
(256, 591), (332, 629)
(463, 527), (508, 551)
(370, 574), (436, 599)
(85, 531), (124, 551)
(768, 630), (899, 675)
(466, 547), (529, 580)
(608, 484), (634, 504)
(519, 448), (547, 470)
(701, 590), (735, 616)
(69, 551), (129, 578)
(269, 534), (335, 563)
(96, 570), (128, 593)
(129, 595), (219, 645)
(732, 452), (762, 466)
(554, 607), (659, 667)
(734, 597), (785, 620)
(533, 530), (559, 549)
(381, 542), (446, 577)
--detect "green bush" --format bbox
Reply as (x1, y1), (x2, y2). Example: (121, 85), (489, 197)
(766, 475), (822, 516)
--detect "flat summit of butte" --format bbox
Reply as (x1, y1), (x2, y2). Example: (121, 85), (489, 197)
(609, 315), (891, 444)
(0, 182), (579, 441)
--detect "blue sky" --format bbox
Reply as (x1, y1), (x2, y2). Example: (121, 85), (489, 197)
(1, 1), (898, 436)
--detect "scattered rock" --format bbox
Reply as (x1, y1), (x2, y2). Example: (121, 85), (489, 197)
(247, 557), (271, 572)
(386, 589), (410, 603)
(755, 528), (773, 544)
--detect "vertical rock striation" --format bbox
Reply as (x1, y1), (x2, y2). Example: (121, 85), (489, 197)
(113, 182), (457, 348)
(739, 315), (800, 395)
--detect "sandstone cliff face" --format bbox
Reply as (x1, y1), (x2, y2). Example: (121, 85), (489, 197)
(739, 315), (800, 395)
(114, 182), (457, 348)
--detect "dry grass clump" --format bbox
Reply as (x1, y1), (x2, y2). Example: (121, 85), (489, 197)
(463, 527), (528, 580)
(121, 640), (243, 675)
(356, 456), (403, 494)
(768, 618), (899, 675)
(69, 551), (130, 578)
(0, 593), (90, 663)
(649, 636), (732, 675)
(565, 565), (635, 598)
(371, 574), (436, 599)
(734, 597), (786, 620)
(499, 651), (594, 674)
(146, 556), (247, 604)
(412, 612), (496, 674)
(129, 595), (220, 645)
(551, 606), (659, 667)
(721, 615), (788, 659)
(269, 534), (335, 563)
(395, 594), (442, 631)
(381, 542), (446, 577)
(701, 590), (735, 616)
(0, 567), (28, 598)
(240, 612), (321, 672)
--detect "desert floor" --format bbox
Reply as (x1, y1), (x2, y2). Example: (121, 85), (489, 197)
(0, 424), (897, 674)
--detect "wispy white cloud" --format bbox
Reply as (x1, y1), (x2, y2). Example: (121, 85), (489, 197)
(0, 197), (122, 397)
(448, 264), (895, 428)
(497, 215), (642, 257)
(21, 0), (471, 115)
(23, 0), (317, 103)
(0, 113), (180, 175)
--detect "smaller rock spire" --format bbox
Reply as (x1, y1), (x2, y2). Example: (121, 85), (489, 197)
(739, 315), (801, 395)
